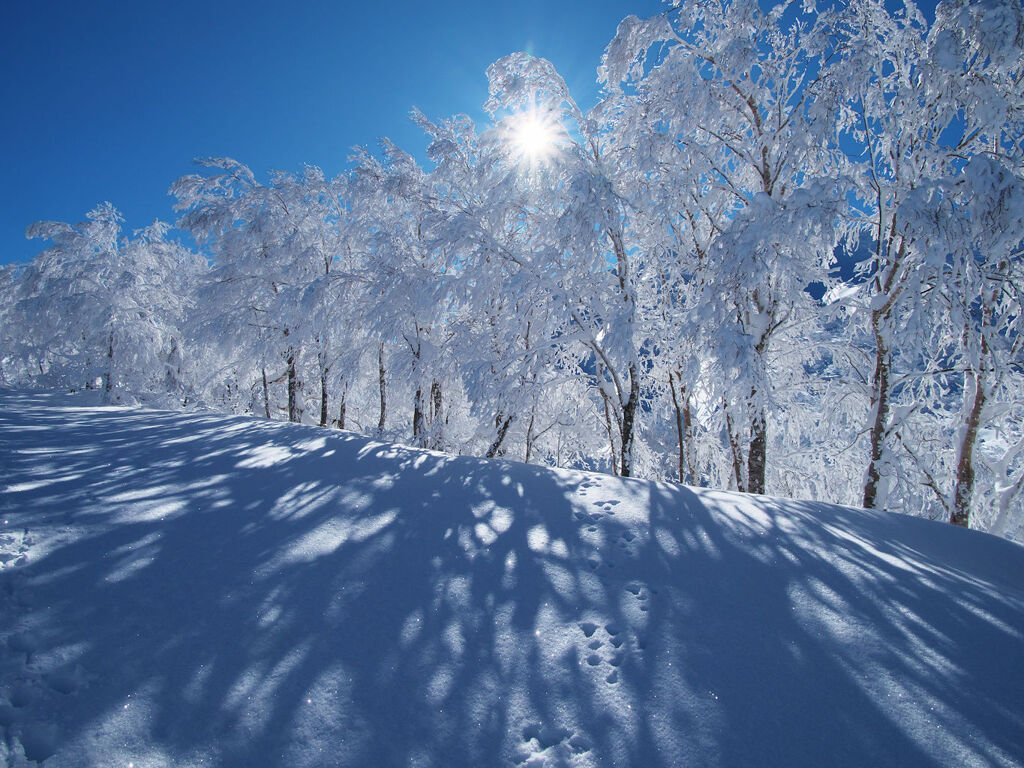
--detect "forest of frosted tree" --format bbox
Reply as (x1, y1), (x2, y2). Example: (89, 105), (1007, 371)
(2, 0), (1022, 540)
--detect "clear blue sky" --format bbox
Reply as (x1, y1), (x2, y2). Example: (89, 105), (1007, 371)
(1, 0), (664, 265)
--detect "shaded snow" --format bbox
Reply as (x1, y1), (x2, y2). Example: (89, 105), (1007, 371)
(0, 391), (1022, 767)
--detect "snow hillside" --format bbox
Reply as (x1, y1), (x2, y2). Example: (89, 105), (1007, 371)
(1, 391), (1022, 768)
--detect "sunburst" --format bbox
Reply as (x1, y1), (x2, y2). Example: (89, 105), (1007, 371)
(508, 109), (564, 165)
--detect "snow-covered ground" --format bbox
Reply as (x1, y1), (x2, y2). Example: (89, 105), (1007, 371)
(1, 390), (1022, 768)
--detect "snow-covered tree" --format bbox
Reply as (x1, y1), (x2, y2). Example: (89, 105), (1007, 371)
(172, 159), (360, 422)
(830, 0), (1024, 527)
(596, 0), (849, 492)
(2, 0), (1022, 544)
(7, 204), (203, 402)
(483, 52), (651, 476)
(351, 140), (463, 449)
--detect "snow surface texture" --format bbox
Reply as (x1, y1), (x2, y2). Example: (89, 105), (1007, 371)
(0, 391), (1022, 768)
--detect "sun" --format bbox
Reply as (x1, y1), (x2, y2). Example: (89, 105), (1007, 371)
(509, 109), (563, 165)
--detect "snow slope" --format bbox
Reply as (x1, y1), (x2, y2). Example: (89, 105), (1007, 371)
(1, 390), (1022, 768)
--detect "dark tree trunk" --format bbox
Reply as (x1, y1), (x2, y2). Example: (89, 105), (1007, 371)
(600, 388), (619, 476)
(287, 353), (300, 423)
(952, 369), (986, 528)
(670, 375), (685, 484)
(319, 367), (329, 427)
(261, 367), (271, 419)
(377, 343), (386, 434)
(487, 412), (513, 459)
(951, 381), (984, 528)
(427, 380), (444, 450)
(863, 321), (891, 509)
(669, 372), (692, 484)
(524, 409), (536, 464)
(747, 405), (766, 495)
(619, 363), (639, 478)
(746, 327), (770, 495)
(431, 380), (442, 419)
(724, 400), (746, 493)
(684, 398), (695, 484)
(413, 386), (425, 446)
(952, 294), (998, 529)
(105, 331), (114, 394)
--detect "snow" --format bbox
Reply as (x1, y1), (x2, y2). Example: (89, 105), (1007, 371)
(1, 390), (1022, 768)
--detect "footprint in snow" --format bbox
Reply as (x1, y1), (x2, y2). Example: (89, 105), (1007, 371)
(45, 664), (88, 695)
(9, 681), (37, 708)
(576, 621), (635, 682)
(612, 530), (640, 558)
(17, 721), (60, 763)
(6, 631), (38, 661)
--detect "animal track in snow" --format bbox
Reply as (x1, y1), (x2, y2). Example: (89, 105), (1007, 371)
(625, 581), (651, 612)
(0, 523), (70, 765)
(6, 631), (38, 657)
(44, 664), (88, 695)
(9, 680), (37, 708)
(592, 500), (620, 516)
(576, 621), (637, 684)
(19, 721), (60, 763)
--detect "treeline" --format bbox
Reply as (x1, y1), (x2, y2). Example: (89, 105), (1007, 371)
(1, 0), (1022, 539)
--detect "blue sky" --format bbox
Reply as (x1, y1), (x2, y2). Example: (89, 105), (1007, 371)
(1, 0), (663, 265)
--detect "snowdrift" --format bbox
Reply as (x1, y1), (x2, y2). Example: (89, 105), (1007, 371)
(0, 391), (1022, 767)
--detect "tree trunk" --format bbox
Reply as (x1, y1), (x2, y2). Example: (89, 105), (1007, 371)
(951, 371), (985, 528)
(863, 320), (891, 509)
(261, 367), (271, 419)
(431, 380), (442, 420)
(319, 366), (329, 427)
(105, 331), (114, 395)
(377, 343), (387, 434)
(747, 405), (766, 495)
(487, 412), (513, 459)
(684, 398), (695, 484)
(287, 353), (300, 423)
(746, 329), (770, 495)
(669, 372), (693, 484)
(413, 386), (425, 447)
(524, 409), (536, 464)
(724, 400), (746, 493)
(337, 386), (347, 430)
(619, 363), (639, 478)
(429, 379), (443, 449)
(600, 389), (619, 476)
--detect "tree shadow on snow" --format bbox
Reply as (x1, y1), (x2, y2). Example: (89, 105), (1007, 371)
(0, 390), (1021, 767)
